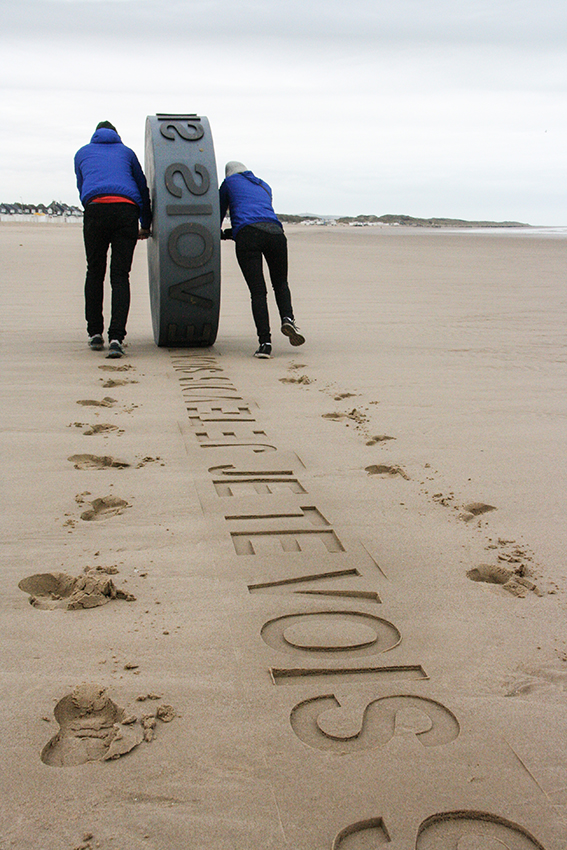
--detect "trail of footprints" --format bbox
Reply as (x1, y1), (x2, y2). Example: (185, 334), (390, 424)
(65, 376), (162, 529)
(20, 361), (175, 791)
(170, 351), (548, 848)
(280, 362), (544, 598)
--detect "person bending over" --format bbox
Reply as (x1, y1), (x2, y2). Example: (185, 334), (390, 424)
(74, 121), (152, 358)
(219, 161), (305, 359)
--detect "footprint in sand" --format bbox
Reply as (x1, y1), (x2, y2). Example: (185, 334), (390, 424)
(68, 454), (130, 470)
(89, 565), (119, 575)
(365, 464), (409, 480)
(76, 397), (117, 408)
(100, 378), (138, 388)
(98, 364), (135, 372)
(323, 409), (369, 426)
(18, 570), (135, 609)
(80, 495), (130, 521)
(279, 375), (312, 385)
(41, 684), (143, 766)
(504, 661), (567, 698)
(467, 563), (540, 597)
(280, 362), (312, 384)
(333, 392), (357, 400)
(366, 435), (395, 446)
(81, 423), (123, 436)
(459, 502), (497, 522)
(135, 456), (163, 468)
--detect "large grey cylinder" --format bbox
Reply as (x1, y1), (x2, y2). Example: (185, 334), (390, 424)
(145, 114), (220, 347)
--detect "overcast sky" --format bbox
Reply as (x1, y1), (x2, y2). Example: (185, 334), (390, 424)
(2, 0), (566, 223)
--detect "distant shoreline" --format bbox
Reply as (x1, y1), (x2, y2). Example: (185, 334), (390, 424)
(278, 213), (530, 228)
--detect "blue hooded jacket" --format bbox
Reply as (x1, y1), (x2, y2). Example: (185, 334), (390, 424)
(219, 171), (282, 237)
(74, 128), (152, 229)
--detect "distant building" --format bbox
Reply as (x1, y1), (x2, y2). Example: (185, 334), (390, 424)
(0, 201), (83, 219)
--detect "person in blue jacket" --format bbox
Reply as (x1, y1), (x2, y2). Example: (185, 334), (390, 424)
(74, 121), (152, 358)
(219, 161), (305, 358)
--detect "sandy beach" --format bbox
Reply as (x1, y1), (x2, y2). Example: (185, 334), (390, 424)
(1, 220), (566, 848)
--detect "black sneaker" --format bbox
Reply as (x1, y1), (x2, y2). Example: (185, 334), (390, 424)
(281, 318), (305, 346)
(88, 334), (104, 351)
(254, 343), (272, 359)
(107, 340), (124, 359)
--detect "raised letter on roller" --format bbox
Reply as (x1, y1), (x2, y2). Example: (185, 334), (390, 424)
(145, 114), (220, 347)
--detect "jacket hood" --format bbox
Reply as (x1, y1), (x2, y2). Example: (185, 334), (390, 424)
(90, 128), (122, 145)
(225, 160), (247, 177)
(227, 170), (264, 187)
(240, 171), (263, 186)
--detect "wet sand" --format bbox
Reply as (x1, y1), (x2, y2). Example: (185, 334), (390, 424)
(1, 221), (566, 848)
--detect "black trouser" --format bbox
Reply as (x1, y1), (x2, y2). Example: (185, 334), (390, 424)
(83, 202), (139, 342)
(235, 225), (294, 344)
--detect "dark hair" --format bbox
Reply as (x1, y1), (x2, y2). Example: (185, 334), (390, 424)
(96, 121), (117, 132)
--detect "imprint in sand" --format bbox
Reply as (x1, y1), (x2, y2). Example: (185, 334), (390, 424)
(18, 571), (135, 609)
(80, 495), (130, 521)
(279, 374), (313, 385)
(67, 454), (130, 469)
(100, 377), (138, 388)
(280, 361), (313, 384)
(261, 611), (401, 657)
(332, 818), (390, 848)
(41, 684), (143, 766)
(467, 564), (540, 597)
(459, 502), (497, 522)
(366, 434), (395, 446)
(323, 409), (369, 426)
(291, 694), (459, 753)
(80, 423), (122, 436)
(68, 454), (130, 470)
(231, 527), (344, 555)
(135, 455), (163, 468)
(98, 363), (135, 372)
(76, 397), (117, 408)
(416, 809), (547, 849)
(365, 464), (409, 480)
(503, 660), (567, 697)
